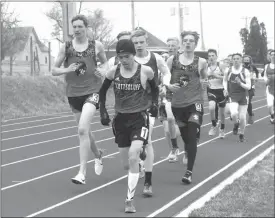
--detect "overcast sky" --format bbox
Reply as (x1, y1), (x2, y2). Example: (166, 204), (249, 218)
(7, 1), (274, 60)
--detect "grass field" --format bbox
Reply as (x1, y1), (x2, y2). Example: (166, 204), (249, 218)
(1, 74), (115, 121)
(189, 150), (274, 217)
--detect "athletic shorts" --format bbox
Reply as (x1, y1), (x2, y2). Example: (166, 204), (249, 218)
(172, 103), (204, 127)
(228, 94), (248, 105)
(207, 88), (226, 108)
(67, 93), (99, 113)
(112, 111), (150, 148)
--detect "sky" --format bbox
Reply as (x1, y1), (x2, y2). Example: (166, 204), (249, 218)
(7, 1), (275, 60)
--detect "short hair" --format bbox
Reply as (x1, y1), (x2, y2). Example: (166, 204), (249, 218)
(232, 53), (242, 58)
(71, 14), (88, 27)
(269, 49), (275, 54)
(131, 28), (148, 39)
(208, 49), (217, 56)
(167, 37), (179, 44)
(180, 31), (200, 45)
(116, 31), (131, 40)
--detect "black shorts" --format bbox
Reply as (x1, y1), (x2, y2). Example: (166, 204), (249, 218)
(67, 93), (99, 113)
(172, 103), (204, 127)
(112, 111), (150, 148)
(207, 88), (226, 108)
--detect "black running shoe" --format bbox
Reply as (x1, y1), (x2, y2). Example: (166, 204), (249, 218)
(182, 170), (192, 184)
(239, 134), (246, 142)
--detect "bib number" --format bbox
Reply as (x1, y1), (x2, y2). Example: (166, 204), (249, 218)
(140, 127), (149, 139)
(88, 93), (99, 104)
(195, 103), (202, 112)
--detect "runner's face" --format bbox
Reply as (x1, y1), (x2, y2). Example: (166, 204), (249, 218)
(72, 20), (87, 39)
(182, 35), (196, 52)
(208, 52), (217, 63)
(131, 35), (148, 54)
(167, 40), (179, 56)
(270, 52), (275, 63)
(243, 57), (250, 64)
(232, 55), (242, 67)
(117, 53), (135, 68)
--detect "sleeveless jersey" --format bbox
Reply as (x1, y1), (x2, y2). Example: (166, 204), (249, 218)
(170, 54), (204, 108)
(207, 62), (224, 89)
(113, 64), (151, 113)
(266, 64), (275, 95)
(227, 67), (248, 97)
(64, 40), (102, 97)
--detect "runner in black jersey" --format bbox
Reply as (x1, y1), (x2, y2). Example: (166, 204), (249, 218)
(99, 39), (159, 213)
(223, 53), (251, 142)
(130, 29), (171, 196)
(164, 31), (208, 184)
(243, 55), (259, 124)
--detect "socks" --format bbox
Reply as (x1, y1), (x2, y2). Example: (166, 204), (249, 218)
(211, 120), (217, 127)
(144, 171), (152, 186)
(171, 138), (178, 149)
(126, 172), (139, 201)
(271, 114), (274, 119)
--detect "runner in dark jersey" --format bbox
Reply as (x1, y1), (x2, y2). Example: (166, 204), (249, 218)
(164, 31), (208, 184)
(52, 15), (108, 185)
(131, 29), (171, 196)
(263, 50), (275, 124)
(223, 53), (251, 142)
(99, 39), (159, 213)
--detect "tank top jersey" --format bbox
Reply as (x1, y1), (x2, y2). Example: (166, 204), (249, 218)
(266, 64), (275, 95)
(207, 62), (224, 89)
(227, 67), (248, 97)
(63, 40), (102, 97)
(113, 64), (151, 113)
(170, 54), (204, 108)
(135, 51), (159, 102)
(244, 64), (257, 88)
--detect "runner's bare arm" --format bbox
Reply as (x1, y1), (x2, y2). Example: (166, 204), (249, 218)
(162, 55), (173, 87)
(143, 66), (159, 105)
(223, 68), (229, 93)
(239, 69), (251, 90)
(199, 58), (208, 80)
(51, 44), (77, 76)
(155, 53), (171, 84)
(96, 40), (109, 78)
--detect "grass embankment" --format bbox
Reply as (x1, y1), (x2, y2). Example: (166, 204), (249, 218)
(1, 74), (115, 121)
(189, 150), (274, 217)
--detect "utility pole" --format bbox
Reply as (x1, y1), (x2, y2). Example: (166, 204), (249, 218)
(178, 1), (183, 36)
(30, 36), (33, 76)
(199, 1), (205, 51)
(131, 0), (135, 30)
(48, 41), (51, 72)
(241, 16), (252, 29)
(61, 2), (76, 41)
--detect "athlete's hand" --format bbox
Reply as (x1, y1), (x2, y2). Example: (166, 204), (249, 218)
(149, 103), (158, 118)
(166, 83), (181, 93)
(223, 89), (229, 97)
(66, 63), (79, 73)
(94, 67), (105, 78)
(100, 106), (111, 126)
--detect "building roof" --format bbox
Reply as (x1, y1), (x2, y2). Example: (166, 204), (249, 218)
(7, 26), (50, 54)
(108, 27), (167, 50)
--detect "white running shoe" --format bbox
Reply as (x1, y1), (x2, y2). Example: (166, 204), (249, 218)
(71, 173), (86, 185)
(208, 126), (218, 136)
(168, 148), (179, 163)
(219, 128), (225, 139)
(94, 149), (103, 175)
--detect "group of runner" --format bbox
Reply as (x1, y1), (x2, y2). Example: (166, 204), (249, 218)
(51, 14), (275, 213)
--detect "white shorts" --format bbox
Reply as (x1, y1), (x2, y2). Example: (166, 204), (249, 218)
(266, 86), (274, 107)
(149, 116), (156, 127)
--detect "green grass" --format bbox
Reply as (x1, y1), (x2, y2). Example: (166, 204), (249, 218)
(1, 74), (115, 121)
(189, 150), (274, 217)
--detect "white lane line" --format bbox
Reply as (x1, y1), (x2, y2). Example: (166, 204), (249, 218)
(174, 144), (275, 217)
(24, 115), (271, 217)
(147, 134), (274, 217)
(2, 105), (268, 165)
(1, 113), (115, 134)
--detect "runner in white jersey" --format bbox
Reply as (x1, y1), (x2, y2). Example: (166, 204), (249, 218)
(159, 37), (181, 163)
(108, 31), (132, 69)
(263, 49), (275, 124)
(131, 29), (171, 196)
(207, 49), (227, 138)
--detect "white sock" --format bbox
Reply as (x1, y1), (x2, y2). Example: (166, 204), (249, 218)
(126, 172), (139, 201)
